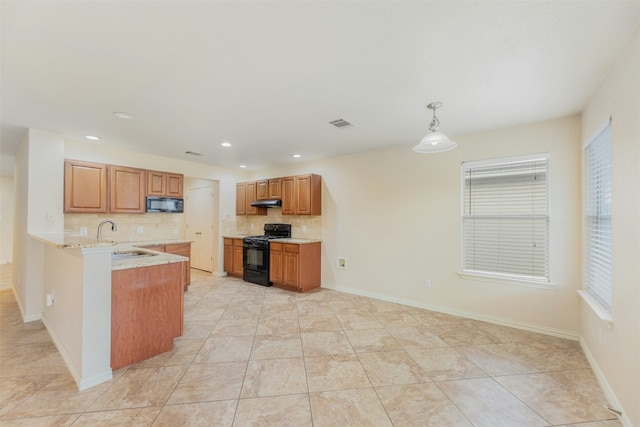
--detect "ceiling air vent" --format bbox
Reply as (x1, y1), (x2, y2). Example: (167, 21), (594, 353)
(184, 151), (203, 156)
(329, 118), (353, 129)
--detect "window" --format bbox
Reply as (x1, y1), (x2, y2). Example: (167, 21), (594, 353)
(462, 154), (550, 283)
(584, 119), (612, 311)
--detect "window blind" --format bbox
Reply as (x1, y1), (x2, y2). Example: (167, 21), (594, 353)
(584, 120), (612, 311)
(462, 155), (549, 282)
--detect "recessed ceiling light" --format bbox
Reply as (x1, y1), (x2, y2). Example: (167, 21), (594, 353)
(113, 112), (135, 119)
(85, 135), (100, 141)
(291, 154), (301, 158)
(239, 165), (247, 168)
(221, 142), (232, 147)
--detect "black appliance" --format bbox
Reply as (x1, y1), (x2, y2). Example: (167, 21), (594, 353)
(146, 197), (184, 213)
(243, 223), (292, 286)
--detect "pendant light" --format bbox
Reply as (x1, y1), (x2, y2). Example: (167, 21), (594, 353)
(413, 102), (457, 153)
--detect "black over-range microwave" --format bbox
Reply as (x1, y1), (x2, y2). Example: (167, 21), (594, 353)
(146, 197), (184, 213)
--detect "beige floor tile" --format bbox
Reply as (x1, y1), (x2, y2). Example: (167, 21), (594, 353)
(495, 373), (615, 425)
(221, 303), (262, 320)
(556, 421), (622, 427)
(367, 299), (408, 313)
(193, 335), (253, 363)
(345, 328), (402, 353)
(407, 347), (486, 381)
(439, 377), (549, 427)
(309, 388), (392, 427)
(456, 344), (539, 376)
(256, 315), (300, 335)
(546, 369), (610, 404)
(210, 317), (259, 337)
(428, 322), (502, 346)
(0, 342), (69, 377)
(241, 357), (307, 398)
(183, 306), (225, 322)
(305, 354), (371, 392)
(0, 414), (79, 426)
(409, 309), (466, 326)
(376, 383), (473, 426)
(73, 407), (161, 426)
(300, 331), (354, 356)
(358, 351), (431, 386)
(168, 361), (246, 404)
(387, 325), (448, 349)
(298, 313), (342, 332)
(260, 302), (298, 317)
(498, 341), (590, 372)
(296, 300), (334, 316)
(233, 394), (312, 427)
(179, 319), (217, 339)
(152, 401), (237, 426)
(250, 334), (303, 359)
(475, 322), (542, 343)
(0, 374), (56, 417)
(90, 366), (186, 411)
(373, 311), (421, 328)
(336, 312), (384, 330)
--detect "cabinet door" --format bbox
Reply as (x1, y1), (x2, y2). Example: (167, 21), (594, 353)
(269, 242), (284, 285)
(166, 173), (183, 198)
(236, 183), (247, 215)
(147, 171), (166, 196)
(64, 160), (108, 213)
(283, 244), (300, 289)
(282, 177), (295, 215)
(164, 243), (191, 289)
(232, 239), (244, 276)
(295, 175), (312, 215)
(256, 180), (269, 200)
(110, 166), (146, 213)
(223, 240), (233, 273)
(268, 178), (282, 199)
(245, 181), (258, 215)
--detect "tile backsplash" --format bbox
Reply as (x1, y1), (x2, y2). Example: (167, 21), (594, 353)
(65, 213), (185, 242)
(222, 210), (322, 239)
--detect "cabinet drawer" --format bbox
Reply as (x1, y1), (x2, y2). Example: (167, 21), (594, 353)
(270, 242), (283, 251)
(284, 244), (299, 254)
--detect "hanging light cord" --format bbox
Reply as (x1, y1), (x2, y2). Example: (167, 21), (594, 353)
(429, 110), (440, 132)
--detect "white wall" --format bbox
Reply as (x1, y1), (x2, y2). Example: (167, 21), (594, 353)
(253, 115), (582, 337)
(581, 26), (640, 427)
(0, 174), (14, 264)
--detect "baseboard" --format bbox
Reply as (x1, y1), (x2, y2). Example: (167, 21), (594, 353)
(321, 283), (580, 341)
(78, 371), (113, 391)
(11, 287), (42, 322)
(579, 338), (629, 426)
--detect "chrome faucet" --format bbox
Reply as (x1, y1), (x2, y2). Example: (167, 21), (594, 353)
(97, 220), (117, 242)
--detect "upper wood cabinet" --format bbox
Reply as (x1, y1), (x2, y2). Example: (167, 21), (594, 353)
(236, 182), (267, 216)
(147, 171), (184, 198)
(281, 174), (322, 215)
(268, 178), (282, 199)
(256, 178), (282, 200)
(256, 180), (269, 200)
(109, 166), (146, 214)
(64, 160), (108, 213)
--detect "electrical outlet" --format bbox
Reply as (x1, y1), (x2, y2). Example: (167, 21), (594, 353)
(137, 226), (144, 233)
(424, 278), (431, 288)
(337, 257), (347, 269)
(80, 226), (88, 236)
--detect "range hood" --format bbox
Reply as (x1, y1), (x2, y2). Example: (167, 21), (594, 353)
(250, 199), (282, 208)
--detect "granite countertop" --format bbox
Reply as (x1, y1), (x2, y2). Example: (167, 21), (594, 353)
(274, 238), (321, 244)
(223, 235), (251, 240)
(110, 245), (188, 271)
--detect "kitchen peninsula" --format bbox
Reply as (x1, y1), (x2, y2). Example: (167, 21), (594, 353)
(30, 233), (189, 390)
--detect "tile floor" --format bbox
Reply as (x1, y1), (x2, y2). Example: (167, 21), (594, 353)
(0, 268), (621, 426)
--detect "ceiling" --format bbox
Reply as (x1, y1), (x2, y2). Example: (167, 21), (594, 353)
(2, 1), (639, 171)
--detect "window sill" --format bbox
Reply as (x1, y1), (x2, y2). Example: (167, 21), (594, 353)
(577, 290), (613, 329)
(458, 271), (554, 289)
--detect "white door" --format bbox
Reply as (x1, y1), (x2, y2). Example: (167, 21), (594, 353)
(186, 186), (215, 272)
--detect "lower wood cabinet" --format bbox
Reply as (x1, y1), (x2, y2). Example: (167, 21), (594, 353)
(138, 243), (191, 290)
(269, 242), (321, 292)
(111, 262), (183, 370)
(224, 238), (244, 277)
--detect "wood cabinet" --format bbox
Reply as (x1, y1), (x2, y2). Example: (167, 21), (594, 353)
(111, 262), (184, 370)
(256, 180), (269, 200)
(256, 178), (282, 200)
(281, 174), (322, 215)
(224, 238), (245, 277)
(269, 241), (321, 292)
(109, 166), (146, 214)
(64, 160), (108, 213)
(137, 243), (191, 290)
(236, 182), (267, 216)
(147, 171), (184, 198)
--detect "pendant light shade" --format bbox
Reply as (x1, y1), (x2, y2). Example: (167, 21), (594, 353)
(413, 102), (457, 153)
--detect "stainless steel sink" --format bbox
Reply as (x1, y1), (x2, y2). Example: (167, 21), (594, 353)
(111, 250), (158, 261)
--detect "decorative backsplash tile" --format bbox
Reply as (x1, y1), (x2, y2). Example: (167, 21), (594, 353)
(64, 213), (185, 242)
(222, 211), (322, 239)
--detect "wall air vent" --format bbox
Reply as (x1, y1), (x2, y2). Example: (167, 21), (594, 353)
(329, 118), (353, 129)
(184, 151), (204, 156)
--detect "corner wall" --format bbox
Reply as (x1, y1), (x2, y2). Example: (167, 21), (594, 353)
(580, 26), (640, 427)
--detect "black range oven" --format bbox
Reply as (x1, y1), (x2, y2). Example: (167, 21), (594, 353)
(243, 223), (292, 286)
